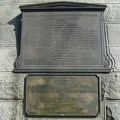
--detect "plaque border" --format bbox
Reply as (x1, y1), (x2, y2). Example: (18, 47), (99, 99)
(24, 73), (100, 117)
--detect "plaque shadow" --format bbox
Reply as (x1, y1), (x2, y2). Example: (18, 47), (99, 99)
(8, 13), (22, 67)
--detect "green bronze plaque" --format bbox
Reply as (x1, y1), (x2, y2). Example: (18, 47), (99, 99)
(25, 75), (99, 116)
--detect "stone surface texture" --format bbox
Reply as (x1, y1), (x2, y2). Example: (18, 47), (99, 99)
(1, 0), (120, 4)
(0, 47), (16, 71)
(0, 101), (24, 120)
(107, 24), (120, 47)
(0, 73), (26, 100)
(0, 25), (19, 46)
(106, 102), (120, 120)
(0, 6), (21, 24)
(0, 0), (120, 120)
(101, 73), (120, 99)
(105, 4), (120, 23)
(109, 47), (120, 70)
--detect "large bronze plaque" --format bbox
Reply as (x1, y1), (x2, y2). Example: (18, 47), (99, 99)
(22, 12), (101, 67)
(14, 2), (112, 73)
(25, 75), (99, 116)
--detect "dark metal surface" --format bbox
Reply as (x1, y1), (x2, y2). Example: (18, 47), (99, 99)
(25, 75), (100, 116)
(14, 2), (112, 73)
(19, 1), (106, 11)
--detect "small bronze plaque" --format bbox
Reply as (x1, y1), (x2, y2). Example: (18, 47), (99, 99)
(25, 75), (99, 116)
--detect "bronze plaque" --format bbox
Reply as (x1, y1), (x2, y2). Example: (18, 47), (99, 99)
(25, 75), (99, 116)
(14, 2), (112, 73)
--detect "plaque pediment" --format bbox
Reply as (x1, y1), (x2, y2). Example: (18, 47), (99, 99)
(20, 1), (106, 11)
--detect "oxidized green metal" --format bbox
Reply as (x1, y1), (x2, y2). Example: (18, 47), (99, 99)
(25, 75), (99, 116)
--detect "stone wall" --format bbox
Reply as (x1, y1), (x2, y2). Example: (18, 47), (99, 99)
(0, 0), (120, 120)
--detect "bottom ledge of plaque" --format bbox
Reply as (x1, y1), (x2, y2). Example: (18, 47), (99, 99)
(14, 68), (111, 73)
(24, 74), (100, 117)
(25, 113), (99, 117)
